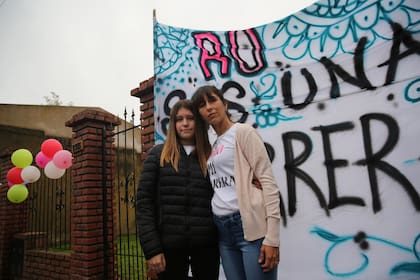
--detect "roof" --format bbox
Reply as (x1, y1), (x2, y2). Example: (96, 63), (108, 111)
(0, 104), (142, 152)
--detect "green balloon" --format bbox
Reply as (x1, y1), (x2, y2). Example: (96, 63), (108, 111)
(7, 184), (29, 203)
(11, 149), (33, 168)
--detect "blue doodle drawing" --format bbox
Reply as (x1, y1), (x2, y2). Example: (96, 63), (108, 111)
(403, 159), (420, 165)
(261, 0), (420, 61)
(155, 130), (165, 144)
(252, 104), (302, 128)
(250, 73), (278, 100)
(311, 226), (420, 277)
(404, 78), (420, 103)
(250, 73), (302, 127)
(153, 24), (194, 77)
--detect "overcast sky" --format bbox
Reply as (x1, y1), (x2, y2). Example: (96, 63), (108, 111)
(0, 0), (315, 121)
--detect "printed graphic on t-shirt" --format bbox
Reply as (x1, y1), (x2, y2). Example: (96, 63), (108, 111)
(207, 125), (239, 216)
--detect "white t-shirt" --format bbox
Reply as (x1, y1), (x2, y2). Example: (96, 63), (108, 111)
(183, 145), (194, 155)
(207, 124), (239, 216)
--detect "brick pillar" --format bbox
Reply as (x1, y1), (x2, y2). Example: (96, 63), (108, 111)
(0, 149), (29, 280)
(66, 110), (120, 280)
(131, 77), (155, 158)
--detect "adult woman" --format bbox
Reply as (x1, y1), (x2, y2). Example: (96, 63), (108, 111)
(136, 99), (219, 280)
(192, 85), (281, 280)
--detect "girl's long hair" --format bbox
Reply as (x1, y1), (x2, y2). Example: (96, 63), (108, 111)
(160, 99), (211, 175)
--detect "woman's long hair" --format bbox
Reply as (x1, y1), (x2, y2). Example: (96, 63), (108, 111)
(160, 99), (211, 175)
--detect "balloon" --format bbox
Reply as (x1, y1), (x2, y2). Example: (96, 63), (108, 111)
(7, 167), (23, 184)
(21, 165), (41, 183)
(53, 150), (73, 169)
(11, 149), (33, 168)
(7, 184), (29, 203)
(44, 161), (65, 179)
(41, 139), (63, 158)
(35, 152), (52, 168)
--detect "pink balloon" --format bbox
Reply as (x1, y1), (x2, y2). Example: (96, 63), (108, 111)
(41, 139), (63, 158)
(35, 152), (52, 168)
(53, 150), (73, 169)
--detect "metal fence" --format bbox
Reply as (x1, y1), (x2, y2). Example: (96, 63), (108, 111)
(111, 109), (148, 280)
(26, 137), (72, 252)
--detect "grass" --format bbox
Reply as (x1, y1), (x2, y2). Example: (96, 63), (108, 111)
(45, 235), (148, 280)
(48, 247), (72, 254)
(116, 234), (148, 280)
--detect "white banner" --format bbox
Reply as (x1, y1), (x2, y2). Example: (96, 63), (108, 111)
(153, 0), (420, 279)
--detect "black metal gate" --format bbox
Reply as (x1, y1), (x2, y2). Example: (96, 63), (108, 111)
(110, 109), (148, 280)
(27, 137), (72, 251)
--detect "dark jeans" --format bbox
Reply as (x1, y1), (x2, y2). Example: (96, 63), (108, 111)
(158, 247), (220, 280)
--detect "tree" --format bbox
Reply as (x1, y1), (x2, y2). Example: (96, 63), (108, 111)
(43, 92), (73, 106)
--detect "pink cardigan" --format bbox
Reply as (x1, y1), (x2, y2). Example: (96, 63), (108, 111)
(234, 123), (281, 247)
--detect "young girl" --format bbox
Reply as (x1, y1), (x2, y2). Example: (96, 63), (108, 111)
(192, 85), (281, 280)
(136, 99), (219, 280)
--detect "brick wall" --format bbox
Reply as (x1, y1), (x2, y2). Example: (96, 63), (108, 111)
(18, 250), (71, 280)
(66, 110), (120, 280)
(0, 149), (29, 280)
(131, 77), (155, 158)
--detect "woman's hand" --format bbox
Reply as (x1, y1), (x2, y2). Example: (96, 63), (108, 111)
(147, 253), (166, 276)
(258, 244), (280, 272)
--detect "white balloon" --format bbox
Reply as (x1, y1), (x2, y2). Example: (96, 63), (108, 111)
(21, 165), (41, 183)
(44, 161), (65, 179)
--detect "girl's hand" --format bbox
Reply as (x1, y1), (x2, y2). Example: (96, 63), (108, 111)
(147, 253), (166, 276)
(252, 177), (262, 189)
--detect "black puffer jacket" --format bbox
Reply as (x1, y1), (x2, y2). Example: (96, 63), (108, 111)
(136, 144), (218, 260)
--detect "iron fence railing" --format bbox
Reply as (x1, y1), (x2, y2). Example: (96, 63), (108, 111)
(112, 109), (148, 280)
(26, 137), (72, 252)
